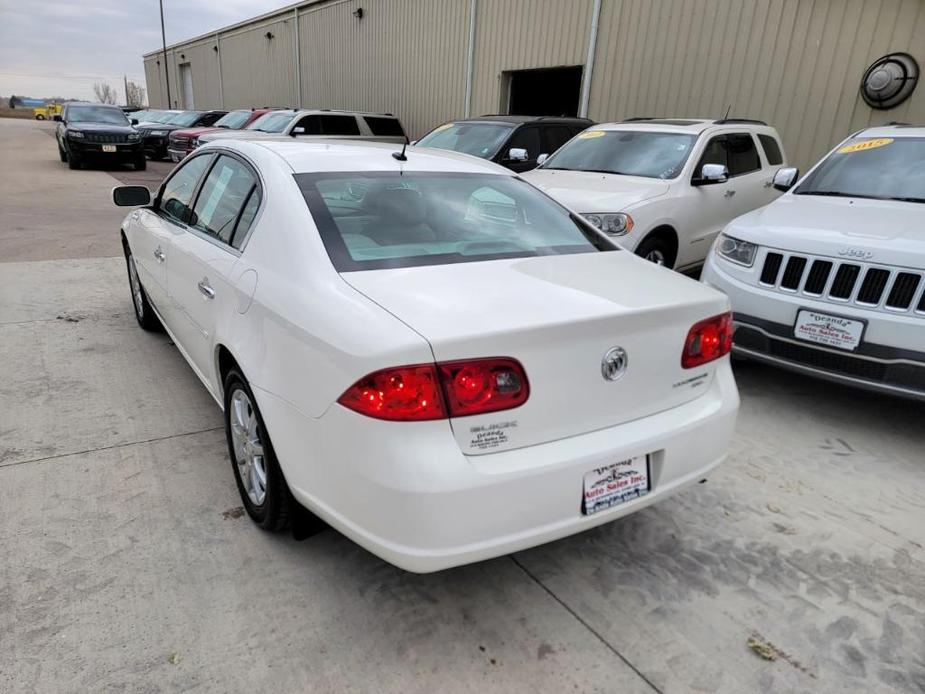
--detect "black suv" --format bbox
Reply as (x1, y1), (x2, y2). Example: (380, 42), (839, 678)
(414, 115), (594, 172)
(136, 110), (227, 160)
(55, 103), (145, 171)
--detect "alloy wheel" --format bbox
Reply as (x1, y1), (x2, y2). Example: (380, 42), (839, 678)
(229, 389), (268, 506)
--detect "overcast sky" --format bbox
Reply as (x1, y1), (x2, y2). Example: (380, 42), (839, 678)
(0, 0), (291, 102)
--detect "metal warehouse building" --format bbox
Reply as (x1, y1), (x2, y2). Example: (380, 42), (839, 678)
(143, 0), (924, 170)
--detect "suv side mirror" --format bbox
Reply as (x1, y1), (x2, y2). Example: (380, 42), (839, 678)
(112, 185), (151, 207)
(291, 126), (306, 137)
(53, 115), (62, 122)
(536, 153), (549, 166)
(131, 118), (139, 126)
(772, 167), (799, 192)
(692, 163), (728, 186)
(507, 147), (529, 162)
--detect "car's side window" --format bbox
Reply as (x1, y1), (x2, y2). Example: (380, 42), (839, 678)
(726, 133), (761, 175)
(542, 126), (574, 156)
(319, 115), (362, 136)
(757, 134), (783, 165)
(507, 126), (541, 160)
(231, 187), (261, 249)
(696, 136), (728, 174)
(189, 154), (258, 246)
(295, 114), (322, 134)
(159, 154), (213, 225)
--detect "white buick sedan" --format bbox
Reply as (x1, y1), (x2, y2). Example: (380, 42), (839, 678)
(113, 139), (739, 572)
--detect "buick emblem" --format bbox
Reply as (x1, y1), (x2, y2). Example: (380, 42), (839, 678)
(601, 347), (628, 381)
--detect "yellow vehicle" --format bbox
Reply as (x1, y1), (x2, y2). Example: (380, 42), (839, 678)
(33, 104), (62, 120)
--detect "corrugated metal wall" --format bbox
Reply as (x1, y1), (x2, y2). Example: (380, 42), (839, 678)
(144, 0), (924, 167)
(469, 0), (594, 116)
(298, 0), (469, 138)
(590, 0), (925, 169)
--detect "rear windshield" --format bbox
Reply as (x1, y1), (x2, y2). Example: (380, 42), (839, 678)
(416, 122), (514, 159)
(66, 106), (129, 125)
(795, 137), (925, 203)
(213, 110), (251, 129)
(296, 172), (613, 271)
(542, 130), (697, 179)
(246, 111), (296, 133)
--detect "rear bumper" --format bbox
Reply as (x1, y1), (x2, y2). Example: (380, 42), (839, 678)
(254, 363), (739, 573)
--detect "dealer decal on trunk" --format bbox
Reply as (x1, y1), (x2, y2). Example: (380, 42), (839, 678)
(469, 421), (517, 451)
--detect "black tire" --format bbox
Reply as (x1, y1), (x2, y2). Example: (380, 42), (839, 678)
(134, 156), (147, 171)
(58, 145), (67, 162)
(123, 244), (161, 331)
(67, 153), (81, 170)
(223, 369), (294, 532)
(635, 235), (676, 268)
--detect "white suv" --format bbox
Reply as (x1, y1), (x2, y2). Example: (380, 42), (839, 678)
(702, 124), (925, 400)
(199, 109), (407, 145)
(522, 118), (789, 270)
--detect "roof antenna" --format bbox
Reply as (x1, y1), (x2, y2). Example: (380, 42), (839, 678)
(722, 104), (731, 120)
(391, 136), (408, 162)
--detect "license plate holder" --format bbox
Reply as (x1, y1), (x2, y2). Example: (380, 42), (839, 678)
(582, 455), (650, 516)
(102, 144), (117, 153)
(793, 308), (866, 352)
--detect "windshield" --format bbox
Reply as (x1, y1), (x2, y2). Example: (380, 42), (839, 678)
(147, 111), (179, 123)
(213, 110), (251, 129)
(167, 111), (202, 127)
(66, 106), (129, 125)
(296, 172), (613, 271)
(416, 122), (514, 159)
(795, 137), (925, 203)
(246, 111), (295, 133)
(542, 130), (697, 179)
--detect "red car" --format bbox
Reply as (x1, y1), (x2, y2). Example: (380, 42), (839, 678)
(167, 108), (277, 162)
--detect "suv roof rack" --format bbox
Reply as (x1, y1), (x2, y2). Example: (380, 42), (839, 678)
(622, 117), (660, 122)
(713, 118), (767, 125)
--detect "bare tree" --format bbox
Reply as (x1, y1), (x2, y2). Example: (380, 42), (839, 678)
(93, 82), (118, 105)
(125, 81), (147, 108)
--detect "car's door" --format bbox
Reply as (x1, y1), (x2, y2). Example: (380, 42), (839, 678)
(723, 132), (768, 217)
(756, 132), (787, 204)
(499, 125), (543, 172)
(166, 153), (261, 385)
(682, 133), (736, 259)
(133, 153), (214, 318)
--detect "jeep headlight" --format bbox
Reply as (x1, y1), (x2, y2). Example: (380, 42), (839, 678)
(68, 130), (84, 138)
(717, 234), (758, 267)
(582, 212), (634, 236)
(190, 137), (200, 148)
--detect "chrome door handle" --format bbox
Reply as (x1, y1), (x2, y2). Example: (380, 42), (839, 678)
(724, 189), (737, 198)
(153, 246), (165, 263)
(197, 278), (215, 299)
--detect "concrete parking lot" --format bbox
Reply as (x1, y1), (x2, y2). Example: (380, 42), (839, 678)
(1, 117), (923, 694)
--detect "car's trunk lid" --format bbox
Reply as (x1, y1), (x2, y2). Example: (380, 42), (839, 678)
(341, 251), (729, 454)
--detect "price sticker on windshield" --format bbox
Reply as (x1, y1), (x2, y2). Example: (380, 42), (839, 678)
(577, 130), (606, 139)
(838, 138), (893, 154)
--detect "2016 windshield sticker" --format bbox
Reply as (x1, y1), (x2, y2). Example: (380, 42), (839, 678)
(577, 130), (606, 139)
(469, 421), (517, 450)
(838, 138), (893, 154)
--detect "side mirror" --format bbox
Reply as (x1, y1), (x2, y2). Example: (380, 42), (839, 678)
(536, 153), (549, 166)
(507, 147), (529, 162)
(693, 163), (728, 186)
(131, 118), (139, 125)
(772, 166), (799, 192)
(112, 185), (151, 207)
(53, 115), (62, 122)
(291, 126), (306, 137)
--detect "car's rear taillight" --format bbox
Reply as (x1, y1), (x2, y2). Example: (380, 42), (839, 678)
(438, 358), (529, 417)
(682, 312), (733, 368)
(338, 358), (529, 421)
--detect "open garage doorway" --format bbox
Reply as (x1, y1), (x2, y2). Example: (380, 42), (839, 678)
(505, 66), (583, 117)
